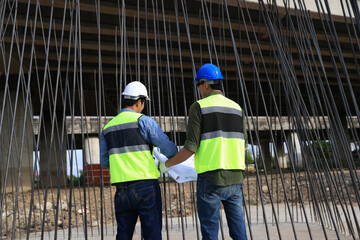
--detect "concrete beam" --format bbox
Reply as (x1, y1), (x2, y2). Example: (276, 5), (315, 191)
(32, 116), (360, 135)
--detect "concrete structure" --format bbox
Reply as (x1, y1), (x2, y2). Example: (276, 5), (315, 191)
(84, 136), (100, 165)
(1, 0), (359, 238)
(288, 132), (304, 169)
(32, 116), (360, 136)
(33, 116), (360, 177)
(39, 115), (67, 188)
(0, 92), (33, 192)
(275, 138), (287, 169)
(331, 113), (352, 168)
(1, 109), (358, 190)
(84, 136), (110, 185)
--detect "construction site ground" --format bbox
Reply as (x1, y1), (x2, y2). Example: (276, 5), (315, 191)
(3, 171), (358, 239)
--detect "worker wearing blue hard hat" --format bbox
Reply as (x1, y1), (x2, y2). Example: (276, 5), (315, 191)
(161, 63), (248, 240)
(193, 63), (224, 83)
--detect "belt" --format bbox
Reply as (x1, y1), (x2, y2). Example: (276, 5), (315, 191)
(113, 179), (157, 187)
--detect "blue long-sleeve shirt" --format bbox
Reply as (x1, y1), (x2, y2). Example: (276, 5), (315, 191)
(100, 109), (178, 168)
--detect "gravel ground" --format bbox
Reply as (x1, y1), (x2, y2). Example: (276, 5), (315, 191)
(1, 170), (357, 238)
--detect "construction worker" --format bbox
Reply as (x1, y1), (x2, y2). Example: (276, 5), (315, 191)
(100, 81), (177, 240)
(161, 64), (247, 240)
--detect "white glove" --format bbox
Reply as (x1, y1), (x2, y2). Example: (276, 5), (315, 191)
(159, 161), (169, 174)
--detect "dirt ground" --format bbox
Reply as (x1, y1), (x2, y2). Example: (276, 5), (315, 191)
(1, 170), (357, 237)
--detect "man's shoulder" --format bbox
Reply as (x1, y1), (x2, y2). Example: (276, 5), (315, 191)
(103, 111), (141, 130)
(138, 114), (153, 120)
(189, 101), (201, 110)
(103, 114), (121, 130)
(138, 114), (158, 128)
(188, 102), (201, 117)
(221, 96), (242, 110)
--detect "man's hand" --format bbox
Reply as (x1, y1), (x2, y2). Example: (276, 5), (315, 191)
(159, 161), (169, 174)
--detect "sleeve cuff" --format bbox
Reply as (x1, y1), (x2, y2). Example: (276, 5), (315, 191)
(184, 140), (198, 153)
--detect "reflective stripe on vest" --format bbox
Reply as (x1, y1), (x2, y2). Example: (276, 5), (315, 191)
(103, 111), (159, 183)
(195, 94), (246, 174)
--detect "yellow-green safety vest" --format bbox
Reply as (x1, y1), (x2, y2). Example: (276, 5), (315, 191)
(195, 94), (246, 174)
(102, 111), (159, 183)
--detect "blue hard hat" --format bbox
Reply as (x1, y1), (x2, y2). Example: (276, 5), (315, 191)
(194, 63), (224, 83)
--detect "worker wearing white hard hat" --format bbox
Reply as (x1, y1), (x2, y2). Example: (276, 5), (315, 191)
(121, 81), (150, 101)
(100, 81), (177, 240)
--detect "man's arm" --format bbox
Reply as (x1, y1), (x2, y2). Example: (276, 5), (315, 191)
(139, 116), (178, 158)
(165, 148), (194, 167)
(100, 132), (109, 168)
(165, 102), (200, 167)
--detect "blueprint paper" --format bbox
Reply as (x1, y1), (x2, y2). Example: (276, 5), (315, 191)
(153, 148), (197, 183)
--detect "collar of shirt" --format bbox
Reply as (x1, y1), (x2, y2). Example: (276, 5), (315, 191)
(120, 108), (136, 113)
(208, 91), (223, 97)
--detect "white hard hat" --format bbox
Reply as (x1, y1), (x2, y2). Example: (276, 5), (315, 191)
(122, 81), (150, 101)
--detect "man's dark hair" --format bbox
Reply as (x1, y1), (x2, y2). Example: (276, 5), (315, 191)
(122, 97), (146, 108)
(209, 82), (223, 91)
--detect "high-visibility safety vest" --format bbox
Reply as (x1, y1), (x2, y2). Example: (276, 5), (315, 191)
(102, 111), (159, 183)
(195, 94), (246, 174)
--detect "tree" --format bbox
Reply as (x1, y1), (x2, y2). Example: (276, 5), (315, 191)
(245, 150), (254, 164)
(311, 141), (334, 167)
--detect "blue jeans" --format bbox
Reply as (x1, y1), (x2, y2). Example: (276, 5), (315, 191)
(114, 179), (162, 240)
(197, 175), (247, 240)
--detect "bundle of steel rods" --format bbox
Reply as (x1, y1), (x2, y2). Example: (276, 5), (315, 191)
(0, 0), (359, 239)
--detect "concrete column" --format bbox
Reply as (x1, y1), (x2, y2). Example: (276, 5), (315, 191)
(288, 132), (303, 168)
(84, 136), (109, 185)
(259, 140), (272, 170)
(39, 114), (67, 188)
(331, 114), (351, 168)
(84, 136), (100, 165)
(0, 91), (33, 192)
(275, 139), (287, 169)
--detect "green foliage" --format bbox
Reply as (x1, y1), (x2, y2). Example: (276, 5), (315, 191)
(67, 170), (84, 187)
(245, 151), (254, 164)
(255, 157), (264, 170)
(271, 157), (276, 169)
(307, 141), (360, 168)
(310, 141), (334, 167)
(353, 150), (360, 167)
